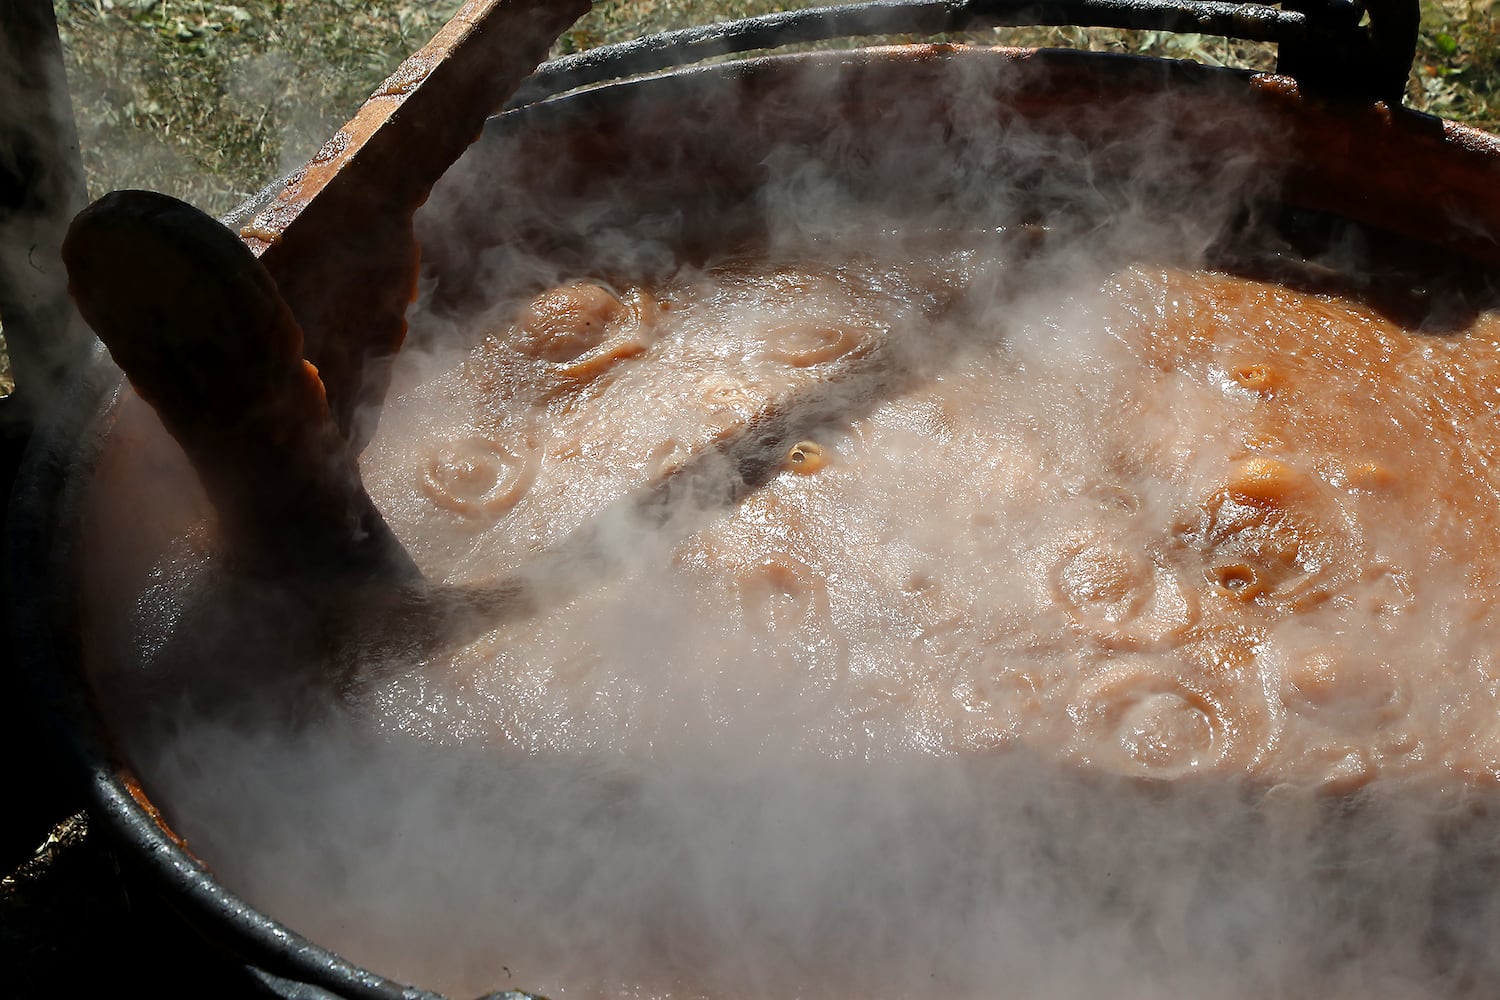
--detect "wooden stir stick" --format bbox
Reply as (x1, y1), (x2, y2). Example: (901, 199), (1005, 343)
(62, 1), (588, 574)
(238, 0), (592, 452)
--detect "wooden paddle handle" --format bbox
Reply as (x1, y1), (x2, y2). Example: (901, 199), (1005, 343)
(63, 190), (417, 580)
(238, 0), (593, 451)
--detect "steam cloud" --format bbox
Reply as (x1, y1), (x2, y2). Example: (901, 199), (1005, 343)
(72, 47), (1500, 1000)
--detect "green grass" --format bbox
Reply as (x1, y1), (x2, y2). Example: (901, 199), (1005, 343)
(1412, 0), (1500, 120)
(54, 0), (467, 215)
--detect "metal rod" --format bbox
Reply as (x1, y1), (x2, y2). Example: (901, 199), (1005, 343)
(510, 0), (1314, 108)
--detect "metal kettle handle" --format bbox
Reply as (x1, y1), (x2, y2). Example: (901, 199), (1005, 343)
(510, 0), (1420, 110)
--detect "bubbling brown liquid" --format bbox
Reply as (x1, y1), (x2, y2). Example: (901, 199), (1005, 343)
(361, 251), (1500, 791)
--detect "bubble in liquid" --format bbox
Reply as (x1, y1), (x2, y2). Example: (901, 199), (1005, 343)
(737, 553), (830, 638)
(521, 282), (629, 363)
(521, 285), (659, 390)
(1116, 690), (1216, 775)
(764, 323), (865, 367)
(1229, 360), (1279, 395)
(784, 441), (830, 474)
(421, 437), (536, 517)
(1069, 655), (1233, 778)
(1057, 542), (1151, 624)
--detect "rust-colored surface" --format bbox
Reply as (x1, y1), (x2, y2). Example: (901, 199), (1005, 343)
(120, 772), (194, 856)
(1244, 73), (1500, 266)
(421, 46), (1500, 301)
(239, 0), (591, 450)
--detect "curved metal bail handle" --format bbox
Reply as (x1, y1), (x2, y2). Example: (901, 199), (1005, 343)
(514, 1), (1296, 110)
(512, 0), (1419, 113)
(1277, 0), (1420, 102)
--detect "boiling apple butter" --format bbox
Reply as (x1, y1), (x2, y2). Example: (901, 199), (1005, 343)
(355, 249), (1500, 792)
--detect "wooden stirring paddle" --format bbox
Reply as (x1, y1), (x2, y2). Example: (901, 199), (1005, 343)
(61, 0), (587, 565)
(64, 188), (536, 698)
(62, 189), (414, 581)
(240, 0), (592, 453)
(59, 1), (588, 696)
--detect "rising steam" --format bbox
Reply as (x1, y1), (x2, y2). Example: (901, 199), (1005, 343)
(72, 47), (1500, 1000)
